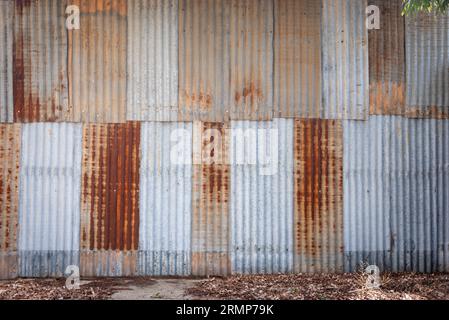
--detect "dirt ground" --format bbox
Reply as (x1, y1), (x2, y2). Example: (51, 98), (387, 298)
(0, 273), (448, 300)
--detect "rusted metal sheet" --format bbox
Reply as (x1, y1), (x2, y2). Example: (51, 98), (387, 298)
(80, 122), (140, 276)
(127, 0), (178, 121)
(368, 0), (405, 115)
(405, 12), (449, 118)
(274, 0), (321, 118)
(0, 1), (14, 123)
(13, 0), (70, 122)
(192, 122), (230, 276)
(179, 0), (273, 122)
(18, 123), (82, 277)
(230, 119), (294, 274)
(0, 124), (21, 279)
(139, 122), (192, 276)
(321, 0), (369, 120)
(294, 119), (344, 273)
(69, 0), (127, 123)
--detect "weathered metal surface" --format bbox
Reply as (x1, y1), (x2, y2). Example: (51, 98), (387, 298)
(368, 0), (405, 115)
(0, 124), (21, 279)
(0, 1), (14, 123)
(179, 0), (273, 122)
(127, 0), (178, 121)
(192, 122), (230, 276)
(18, 123), (82, 277)
(405, 12), (449, 118)
(274, 0), (321, 118)
(344, 116), (449, 273)
(13, 0), (70, 122)
(81, 122), (140, 276)
(321, 0), (369, 120)
(294, 119), (344, 273)
(69, 0), (127, 123)
(139, 122), (192, 276)
(230, 119), (294, 274)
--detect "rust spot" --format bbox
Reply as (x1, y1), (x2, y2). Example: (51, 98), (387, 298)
(74, 0), (128, 16)
(235, 82), (264, 106)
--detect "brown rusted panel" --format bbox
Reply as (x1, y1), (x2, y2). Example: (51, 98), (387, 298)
(192, 122), (230, 276)
(179, 0), (273, 122)
(368, 0), (405, 115)
(81, 122), (140, 253)
(274, 0), (322, 118)
(294, 119), (344, 273)
(0, 124), (21, 279)
(80, 251), (137, 277)
(69, 0), (127, 123)
(13, 0), (70, 122)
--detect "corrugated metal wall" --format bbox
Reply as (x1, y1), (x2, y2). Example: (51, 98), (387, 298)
(80, 122), (140, 276)
(127, 0), (178, 122)
(344, 116), (449, 273)
(139, 122), (192, 276)
(0, 124), (21, 279)
(0, 1), (14, 123)
(230, 119), (294, 274)
(322, 0), (369, 120)
(18, 123), (82, 277)
(405, 11), (449, 118)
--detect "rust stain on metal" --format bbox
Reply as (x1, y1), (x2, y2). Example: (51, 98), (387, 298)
(80, 251), (137, 277)
(81, 122), (140, 252)
(192, 122), (230, 276)
(76, 0), (127, 16)
(294, 119), (343, 272)
(369, 0), (405, 115)
(0, 124), (21, 253)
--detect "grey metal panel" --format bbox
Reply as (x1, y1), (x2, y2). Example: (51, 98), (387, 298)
(230, 119), (294, 274)
(18, 123), (82, 277)
(405, 12), (449, 118)
(322, 0), (369, 120)
(139, 122), (192, 275)
(127, 0), (178, 121)
(344, 116), (449, 273)
(0, 1), (13, 123)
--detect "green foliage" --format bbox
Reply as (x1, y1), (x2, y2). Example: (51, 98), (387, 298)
(402, 0), (449, 15)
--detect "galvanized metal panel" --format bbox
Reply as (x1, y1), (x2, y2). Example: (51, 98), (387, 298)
(127, 0), (178, 121)
(405, 12), (449, 118)
(13, 0), (71, 122)
(192, 122), (230, 275)
(274, 0), (321, 118)
(80, 122), (140, 276)
(368, 0), (405, 115)
(230, 119), (294, 274)
(294, 119), (344, 273)
(139, 122), (192, 276)
(0, 124), (21, 279)
(0, 1), (14, 123)
(179, 0), (273, 121)
(18, 123), (82, 277)
(321, 0), (369, 120)
(344, 116), (449, 273)
(69, 0), (127, 123)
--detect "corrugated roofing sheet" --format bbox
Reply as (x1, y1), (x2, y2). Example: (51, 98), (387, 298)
(321, 0), (369, 120)
(178, 0), (273, 122)
(274, 0), (322, 118)
(368, 0), (405, 115)
(18, 123), (82, 277)
(0, 1), (14, 123)
(230, 119), (294, 274)
(127, 0), (178, 121)
(139, 122), (192, 276)
(344, 116), (449, 272)
(405, 11), (449, 118)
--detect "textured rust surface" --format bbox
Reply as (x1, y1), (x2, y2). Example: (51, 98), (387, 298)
(294, 119), (343, 272)
(369, 0), (405, 115)
(192, 122), (230, 276)
(81, 122), (140, 251)
(0, 124), (21, 253)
